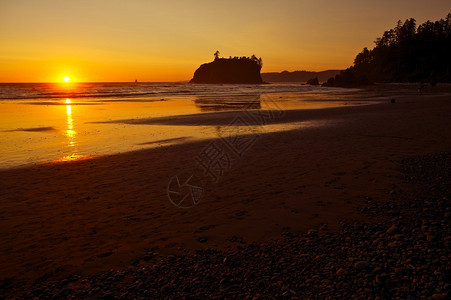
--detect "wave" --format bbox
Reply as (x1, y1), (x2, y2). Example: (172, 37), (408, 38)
(0, 82), (357, 101)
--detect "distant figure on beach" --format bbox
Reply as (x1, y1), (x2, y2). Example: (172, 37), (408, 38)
(135, 79), (138, 83)
(417, 83), (427, 92)
(417, 80), (436, 93)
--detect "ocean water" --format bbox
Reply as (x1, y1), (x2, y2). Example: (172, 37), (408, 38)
(0, 82), (376, 169)
(0, 82), (366, 101)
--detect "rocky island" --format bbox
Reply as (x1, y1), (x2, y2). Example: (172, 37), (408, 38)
(190, 51), (263, 84)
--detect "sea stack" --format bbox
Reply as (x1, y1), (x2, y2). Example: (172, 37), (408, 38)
(190, 53), (264, 84)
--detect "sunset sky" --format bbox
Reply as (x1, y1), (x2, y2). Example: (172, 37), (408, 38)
(1, 0), (450, 82)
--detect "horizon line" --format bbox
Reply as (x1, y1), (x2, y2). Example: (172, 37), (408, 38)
(0, 81), (190, 84)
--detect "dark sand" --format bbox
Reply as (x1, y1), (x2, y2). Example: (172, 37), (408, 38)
(1, 93), (450, 296)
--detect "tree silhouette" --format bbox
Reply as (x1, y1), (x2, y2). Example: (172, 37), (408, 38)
(324, 13), (451, 87)
(250, 54), (263, 67)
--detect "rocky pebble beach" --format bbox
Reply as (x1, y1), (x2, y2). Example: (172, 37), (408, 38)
(6, 152), (451, 299)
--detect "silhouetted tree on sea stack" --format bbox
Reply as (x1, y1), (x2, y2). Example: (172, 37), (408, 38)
(323, 13), (451, 87)
(214, 50), (220, 60)
(251, 54), (263, 67)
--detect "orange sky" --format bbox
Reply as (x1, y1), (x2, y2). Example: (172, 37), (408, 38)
(0, 0), (450, 82)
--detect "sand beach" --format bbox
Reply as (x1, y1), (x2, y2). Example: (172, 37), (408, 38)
(1, 87), (450, 297)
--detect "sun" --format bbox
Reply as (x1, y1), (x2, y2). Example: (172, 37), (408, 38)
(63, 76), (70, 82)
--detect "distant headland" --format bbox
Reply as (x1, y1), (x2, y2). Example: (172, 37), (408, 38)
(261, 70), (341, 83)
(190, 51), (263, 84)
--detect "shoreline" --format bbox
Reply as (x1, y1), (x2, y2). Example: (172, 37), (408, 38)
(0, 97), (376, 171)
(0, 88), (386, 170)
(1, 93), (450, 296)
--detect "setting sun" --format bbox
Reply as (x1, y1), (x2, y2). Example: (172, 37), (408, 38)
(63, 76), (70, 82)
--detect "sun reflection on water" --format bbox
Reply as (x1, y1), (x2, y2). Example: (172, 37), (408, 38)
(62, 98), (81, 161)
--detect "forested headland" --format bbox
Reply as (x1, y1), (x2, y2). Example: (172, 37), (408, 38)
(324, 14), (451, 87)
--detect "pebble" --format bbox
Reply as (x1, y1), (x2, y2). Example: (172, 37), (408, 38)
(431, 294), (447, 300)
(426, 234), (436, 242)
(354, 261), (369, 270)
(307, 229), (318, 236)
(198, 237), (208, 243)
(386, 225), (398, 234)
(336, 268), (347, 275)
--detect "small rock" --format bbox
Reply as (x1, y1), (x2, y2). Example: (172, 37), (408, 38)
(219, 278), (229, 286)
(354, 261), (369, 270)
(336, 268), (347, 275)
(375, 275), (385, 284)
(103, 293), (115, 300)
(319, 224), (328, 231)
(426, 234), (436, 242)
(372, 267), (382, 274)
(160, 285), (170, 293)
(198, 237), (208, 243)
(431, 294), (447, 300)
(307, 229), (318, 236)
(386, 225), (398, 234)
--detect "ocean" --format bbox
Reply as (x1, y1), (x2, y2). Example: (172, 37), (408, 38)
(0, 82), (360, 101)
(0, 82), (375, 169)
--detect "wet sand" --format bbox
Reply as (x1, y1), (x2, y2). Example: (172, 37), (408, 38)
(0, 93), (450, 293)
(0, 92), (367, 169)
